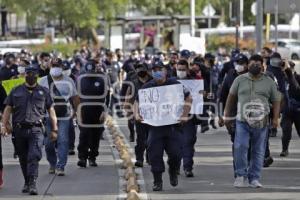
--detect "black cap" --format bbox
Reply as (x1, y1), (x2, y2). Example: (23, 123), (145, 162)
(204, 53), (215, 60)
(85, 60), (96, 71)
(25, 65), (39, 73)
(180, 49), (191, 59)
(233, 53), (248, 64)
(135, 62), (148, 73)
(62, 60), (71, 70)
(51, 58), (63, 67)
(151, 60), (164, 69)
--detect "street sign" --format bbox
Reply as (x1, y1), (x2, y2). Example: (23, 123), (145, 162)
(202, 4), (216, 17)
(264, 0), (300, 13)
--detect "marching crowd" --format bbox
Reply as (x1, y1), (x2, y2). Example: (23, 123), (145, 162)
(0, 45), (299, 194)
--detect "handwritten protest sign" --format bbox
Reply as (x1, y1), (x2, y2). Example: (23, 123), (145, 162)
(138, 84), (184, 126)
(179, 80), (204, 114)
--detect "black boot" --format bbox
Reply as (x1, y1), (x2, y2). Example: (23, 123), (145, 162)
(168, 169), (178, 187)
(210, 119), (217, 129)
(28, 177), (38, 195)
(77, 159), (87, 168)
(22, 178), (30, 193)
(152, 173), (163, 191)
(88, 159), (98, 167)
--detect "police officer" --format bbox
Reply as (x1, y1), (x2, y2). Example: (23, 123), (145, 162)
(77, 60), (110, 167)
(0, 53), (18, 81)
(0, 66), (58, 195)
(0, 82), (6, 188)
(135, 61), (192, 191)
(124, 62), (152, 167)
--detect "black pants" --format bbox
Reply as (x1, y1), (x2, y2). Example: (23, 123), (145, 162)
(128, 119), (135, 138)
(0, 136), (3, 170)
(281, 111), (300, 151)
(14, 127), (44, 181)
(68, 119), (76, 150)
(78, 127), (104, 160)
(135, 121), (149, 163)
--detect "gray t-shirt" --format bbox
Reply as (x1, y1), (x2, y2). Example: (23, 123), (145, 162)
(39, 75), (78, 101)
(229, 73), (281, 122)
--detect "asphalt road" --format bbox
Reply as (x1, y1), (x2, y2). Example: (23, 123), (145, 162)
(1, 117), (300, 200)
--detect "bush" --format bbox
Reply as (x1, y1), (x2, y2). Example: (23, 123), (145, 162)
(207, 35), (256, 52)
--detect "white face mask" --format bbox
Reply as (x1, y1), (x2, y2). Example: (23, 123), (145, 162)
(234, 63), (245, 73)
(62, 69), (71, 77)
(177, 70), (187, 79)
(17, 66), (26, 74)
(50, 67), (63, 77)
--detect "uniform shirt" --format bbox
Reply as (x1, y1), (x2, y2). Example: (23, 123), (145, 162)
(78, 73), (109, 124)
(0, 83), (7, 112)
(37, 64), (50, 77)
(229, 73), (281, 122)
(4, 84), (53, 124)
(0, 64), (18, 81)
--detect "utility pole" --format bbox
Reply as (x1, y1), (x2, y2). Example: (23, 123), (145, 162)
(240, 0), (244, 39)
(256, 0), (263, 53)
(274, 0), (279, 52)
(190, 0), (195, 36)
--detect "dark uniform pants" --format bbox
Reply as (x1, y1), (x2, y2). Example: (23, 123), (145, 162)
(135, 121), (149, 163)
(180, 120), (197, 171)
(15, 127), (44, 181)
(281, 111), (300, 151)
(68, 118), (76, 150)
(147, 125), (182, 174)
(78, 127), (105, 160)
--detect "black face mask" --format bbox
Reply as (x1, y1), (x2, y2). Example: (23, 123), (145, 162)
(249, 64), (262, 76)
(138, 71), (148, 78)
(25, 75), (38, 86)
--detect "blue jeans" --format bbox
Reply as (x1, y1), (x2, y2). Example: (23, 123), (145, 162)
(234, 120), (267, 182)
(45, 118), (70, 170)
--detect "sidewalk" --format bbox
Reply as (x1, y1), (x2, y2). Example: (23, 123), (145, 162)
(0, 129), (120, 200)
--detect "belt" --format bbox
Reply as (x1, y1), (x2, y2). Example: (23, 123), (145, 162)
(16, 121), (43, 129)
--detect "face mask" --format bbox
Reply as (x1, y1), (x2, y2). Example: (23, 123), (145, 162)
(234, 63), (245, 73)
(270, 58), (282, 67)
(138, 71), (148, 78)
(249, 64), (262, 76)
(18, 66), (26, 74)
(177, 70), (187, 79)
(62, 69), (71, 77)
(152, 70), (165, 80)
(25, 74), (37, 86)
(50, 67), (63, 77)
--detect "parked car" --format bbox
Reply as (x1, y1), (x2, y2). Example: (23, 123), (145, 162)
(271, 39), (300, 60)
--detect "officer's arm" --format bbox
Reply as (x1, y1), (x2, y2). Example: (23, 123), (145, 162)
(48, 106), (58, 131)
(1, 105), (12, 135)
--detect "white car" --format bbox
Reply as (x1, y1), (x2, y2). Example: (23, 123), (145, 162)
(272, 39), (300, 60)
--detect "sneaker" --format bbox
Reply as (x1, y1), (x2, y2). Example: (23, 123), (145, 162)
(249, 180), (263, 188)
(0, 170), (3, 189)
(56, 169), (65, 176)
(49, 167), (56, 174)
(184, 170), (194, 178)
(280, 150), (289, 157)
(263, 156), (274, 168)
(234, 176), (248, 188)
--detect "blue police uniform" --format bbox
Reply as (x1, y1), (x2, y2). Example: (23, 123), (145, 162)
(4, 79), (53, 192)
(137, 77), (186, 190)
